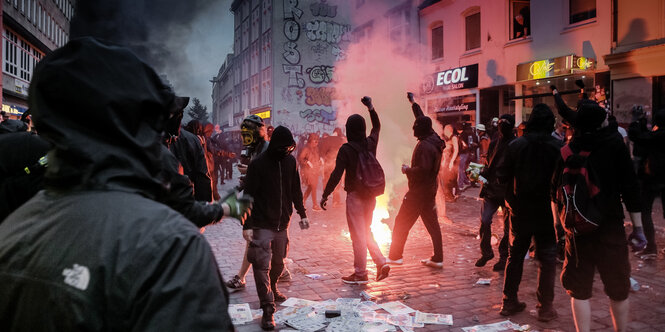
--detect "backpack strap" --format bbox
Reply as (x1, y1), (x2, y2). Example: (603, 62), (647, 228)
(560, 144), (600, 197)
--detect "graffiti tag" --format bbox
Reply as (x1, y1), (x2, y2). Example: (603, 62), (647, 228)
(305, 20), (351, 45)
(310, 2), (337, 18)
(300, 108), (336, 125)
(283, 65), (306, 88)
(306, 65), (334, 84)
(305, 87), (335, 106)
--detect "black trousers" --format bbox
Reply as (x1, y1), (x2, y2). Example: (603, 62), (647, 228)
(502, 217), (557, 307)
(247, 229), (289, 309)
(640, 180), (664, 252)
(479, 198), (509, 260)
(389, 192), (443, 262)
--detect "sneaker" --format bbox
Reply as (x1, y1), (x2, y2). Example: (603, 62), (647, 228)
(278, 267), (292, 282)
(385, 258), (403, 265)
(499, 300), (526, 316)
(342, 273), (369, 284)
(272, 287), (287, 303)
(492, 259), (506, 272)
(537, 306), (558, 322)
(420, 259), (443, 269)
(260, 306), (276, 330)
(376, 264), (391, 281)
(639, 252), (658, 260)
(475, 254), (494, 267)
(225, 275), (246, 290)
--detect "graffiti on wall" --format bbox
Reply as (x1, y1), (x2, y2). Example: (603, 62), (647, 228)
(306, 65), (334, 84)
(305, 87), (335, 106)
(300, 108), (337, 125)
(305, 20), (351, 45)
(310, 1), (336, 18)
(283, 65), (306, 88)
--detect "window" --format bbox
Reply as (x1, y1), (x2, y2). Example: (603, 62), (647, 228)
(388, 7), (410, 51)
(510, 1), (530, 39)
(431, 25), (443, 59)
(3, 28), (44, 83)
(465, 12), (481, 51)
(261, 68), (271, 106)
(569, 0), (596, 24)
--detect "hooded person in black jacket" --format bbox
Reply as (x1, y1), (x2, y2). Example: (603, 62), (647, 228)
(0, 38), (234, 330)
(387, 93), (444, 268)
(320, 96), (391, 285)
(496, 104), (562, 322)
(243, 125), (308, 330)
(474, 114), (515, 271)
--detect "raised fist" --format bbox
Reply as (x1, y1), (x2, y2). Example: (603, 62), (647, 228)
(361, 96), (373, 108)
(407, 92), (415, 103)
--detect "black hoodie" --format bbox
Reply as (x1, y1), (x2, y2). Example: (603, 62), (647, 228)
(244, 126), (306, 231)
(405, 105), (444, 196)
(0, 38), (233, 330)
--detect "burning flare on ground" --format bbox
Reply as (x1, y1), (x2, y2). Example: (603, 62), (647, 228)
(371, 194), (392, 245)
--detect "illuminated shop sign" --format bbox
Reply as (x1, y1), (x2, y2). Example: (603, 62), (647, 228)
(422, 64), (479, 94)
(253, 110), (271, 119)
(427, 94), (477, 113)
(2, 104), (27, 116)
(517, 55), (595, 81)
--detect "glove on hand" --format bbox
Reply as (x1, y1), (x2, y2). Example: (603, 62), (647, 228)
(550, 85), (558, 93)
(361, 96), (373, 109)
(299, 218), (310, 230)
(222, 191), (253, 225)
(407, 92), (415, 103)
(320, 196), (328, 211)
(628, 226), (647, 252)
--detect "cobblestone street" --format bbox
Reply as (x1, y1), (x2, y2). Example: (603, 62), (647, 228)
(206, 179), (665, 331)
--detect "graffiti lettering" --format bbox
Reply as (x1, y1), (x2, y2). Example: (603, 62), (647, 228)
(300, 108), (337, 125)
(331, 45), (346, 61)
(310, 2), (337, 18)
(305, 87), (335, 106)
(306, 65), (334, 84)
(283, 65), (305, 88)
(305, 20), (351, 45)
(283, 41), (300, 64)
(283, 0), (303, 19)
(310, 42), (328, 56)
(284, 19), (300, 41)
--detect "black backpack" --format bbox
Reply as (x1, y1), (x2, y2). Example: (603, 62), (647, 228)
(347, 142), (385, 197)
(555, 145), (603, 235)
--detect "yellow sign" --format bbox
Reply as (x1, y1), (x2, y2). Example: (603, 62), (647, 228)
(577, 57), (593, 70)
(2, 104), (26, 115)
(254, 110), (271, 119)
(529, 60), (554, 79)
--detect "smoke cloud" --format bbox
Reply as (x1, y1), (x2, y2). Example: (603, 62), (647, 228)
(70, 0), (234, 117)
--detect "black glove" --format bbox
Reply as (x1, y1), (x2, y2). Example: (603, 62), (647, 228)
(550, 85), (557, 93)
(361, 96), (373, 109)
(406, 92), (415, 103)
(628, 226), (647, 252)
(320, 196), (328, 211)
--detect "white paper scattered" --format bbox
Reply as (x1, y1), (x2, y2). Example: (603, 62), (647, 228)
(415, 311), (453, 325)
(379, 301), (416, 315)
(475, 278), (492, 285)
(461, 320), (527, 332)
(281, 297), (318, 307)
(228, 303), (253, 325)
(306, 273), (323, 279)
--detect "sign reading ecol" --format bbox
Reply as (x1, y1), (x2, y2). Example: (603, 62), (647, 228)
(424, 64), (479, 93)
(437, 67), (470, 85)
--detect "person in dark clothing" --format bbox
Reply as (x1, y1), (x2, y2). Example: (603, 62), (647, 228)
(0, 122), (50, 222)
(298, 132), (322, 210)
(243, 125), (308, 330)
(165, 105), (213, 202)
(550, 82), (590, 130)
(628, 107), (665, 260)
(0, 37), (234, 330)
(319, 127), (345, 207)
(387, 93), (444, 268)
(555, 101), (646, 332)
(496, 104), (562, 322)
(320, 96), (390, 285)
(474, 114), (515, 271)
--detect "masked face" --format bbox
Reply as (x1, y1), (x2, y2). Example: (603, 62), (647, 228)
(241, 126), (254, 146)
(270, 143), (296, 159)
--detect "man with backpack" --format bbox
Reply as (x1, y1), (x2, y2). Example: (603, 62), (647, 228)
(628, 107), (665, 260)
(320, 96), (390, 284)
(385, 92), (444, 268)
(554, 101), (646, 332)
(495, 105), (562, 322)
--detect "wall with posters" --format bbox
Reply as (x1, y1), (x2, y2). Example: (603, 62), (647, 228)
(271, 0), (351, 135)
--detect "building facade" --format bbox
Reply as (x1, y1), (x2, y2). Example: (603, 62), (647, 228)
(419, 0), (612, 126)
(2, 0), (74, 119)
(211, 53), (234, 127)
(604, 0), (665, 123)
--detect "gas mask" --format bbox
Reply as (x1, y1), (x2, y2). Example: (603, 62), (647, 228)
(241, 122), (258, 147)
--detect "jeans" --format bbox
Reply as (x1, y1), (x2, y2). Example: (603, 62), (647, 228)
(346, 191), (386, 277)
(502, 219), (557, 307)
(247, 228), (289, 309)
(389, 192), (443, 262)
(479, 198), (509, 259)
(457, 153), (470, 189)
(640, 181), (663, 252)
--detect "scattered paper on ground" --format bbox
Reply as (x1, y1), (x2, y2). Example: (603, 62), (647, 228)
(415, 311), (453, 325)
(476, 278), (492, 285)
(228, 303), (253, 325)
(281, 297), (319, 307)
(461, 320), (530, 332)
(306, 273), (323, 279)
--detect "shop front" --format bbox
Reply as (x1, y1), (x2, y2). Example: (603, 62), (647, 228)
(421, 63), (479, 128)
(511, 55), (606, 124)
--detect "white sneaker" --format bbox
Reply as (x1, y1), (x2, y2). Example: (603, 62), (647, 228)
(420, 259), (443, 269)
(385, 258), (403, 265)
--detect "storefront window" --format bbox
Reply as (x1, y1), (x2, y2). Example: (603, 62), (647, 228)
(569, 0), (596, 24)
(510, 1), (530, 39)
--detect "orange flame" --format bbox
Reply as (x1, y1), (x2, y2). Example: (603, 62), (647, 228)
(370, 194), (392, 245)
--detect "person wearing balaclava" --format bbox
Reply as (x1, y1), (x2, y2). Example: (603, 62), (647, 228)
(242, 125), (308, 330)
(0, 37), (234, 330)
(320, 96), (391, 285)
(550, 80), (590, 132)
(474, 114), (515, 272)
(385, 93), (445, 268)
(495, 104), (562, 321)
(628, 107), (665, 260)
(556, 100), (645, 332)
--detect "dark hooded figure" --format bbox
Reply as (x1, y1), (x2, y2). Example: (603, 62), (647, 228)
(321, 96), (390, 285)
(387, 93), (445, 268)
(0, 119), (50, 222)
(474, 114), (515, 271)
(242, 125), (308, 330)
(495, 104), (562, 321)
(628, 107), (665, 260)
(0, 38), (234, 330)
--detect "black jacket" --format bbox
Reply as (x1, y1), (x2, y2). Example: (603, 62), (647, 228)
(243, 127), (306, 231)
(497, 132), (563, 229)
(479, 134), (515, 203)
(323, 108), (380, 197)
(628, 122), (665, 183)
(405, 103), (444, 196)
(168, 128), (213, 202)
(0, 131), (50, 222)
(0, 38), (233, 331)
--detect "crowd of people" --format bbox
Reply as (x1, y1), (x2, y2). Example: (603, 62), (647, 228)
(0, 37), (663, 332)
